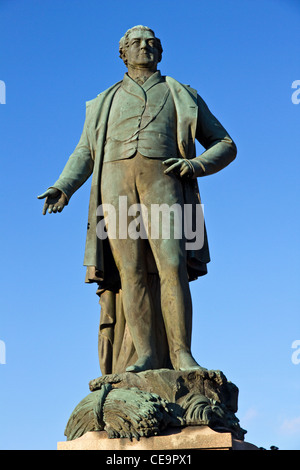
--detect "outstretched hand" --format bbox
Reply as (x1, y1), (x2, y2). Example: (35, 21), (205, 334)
(37, 188), (68, 215)
(162, 158), (195, 178)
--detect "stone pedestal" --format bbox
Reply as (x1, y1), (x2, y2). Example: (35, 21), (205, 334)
(57, 426), (258, 451)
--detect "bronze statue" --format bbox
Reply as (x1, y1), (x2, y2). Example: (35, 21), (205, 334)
(38, 25), (237, 375)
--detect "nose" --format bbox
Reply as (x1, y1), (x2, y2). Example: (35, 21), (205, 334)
(140, 39), (148, 49)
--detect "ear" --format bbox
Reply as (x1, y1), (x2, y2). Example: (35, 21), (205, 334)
(119, 49), (128, 66)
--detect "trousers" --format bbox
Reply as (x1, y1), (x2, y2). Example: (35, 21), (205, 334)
(100, 152), (193, 369)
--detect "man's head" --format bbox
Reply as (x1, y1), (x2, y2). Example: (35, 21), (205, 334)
(119, 25), (163, 70)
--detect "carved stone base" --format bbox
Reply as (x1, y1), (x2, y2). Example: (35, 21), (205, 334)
(62, 368), (247, 444)
(58, 426), (258, 451)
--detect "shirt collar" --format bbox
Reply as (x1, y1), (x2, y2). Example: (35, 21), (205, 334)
(142, 70), (164, 91)
(122, 70), (164, 98)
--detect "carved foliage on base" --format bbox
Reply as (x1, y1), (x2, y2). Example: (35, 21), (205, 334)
(64, 370), (246, 442)
(64, 384), (111, 441)
(178, 392), (243, 438)
(102, 387), (180, 440)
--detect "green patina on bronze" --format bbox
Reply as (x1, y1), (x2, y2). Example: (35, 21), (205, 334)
(64, 369), (246, 441)
(38, 25), (237, 377)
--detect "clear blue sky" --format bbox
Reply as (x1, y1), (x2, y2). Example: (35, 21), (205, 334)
(0, 0), (299, 450)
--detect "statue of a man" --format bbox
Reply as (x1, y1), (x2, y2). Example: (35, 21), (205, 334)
(38, 25), (237, 374)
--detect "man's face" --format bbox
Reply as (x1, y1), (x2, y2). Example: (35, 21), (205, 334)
(125, 30), (159, 70)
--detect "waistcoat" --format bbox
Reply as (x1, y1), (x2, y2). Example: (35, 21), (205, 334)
(103, 71), (178, 162)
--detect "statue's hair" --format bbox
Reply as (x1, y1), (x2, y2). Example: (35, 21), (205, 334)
(119, 25), (163, 65)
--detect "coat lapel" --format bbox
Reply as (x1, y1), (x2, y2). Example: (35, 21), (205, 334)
(165, 76), (198, 160)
